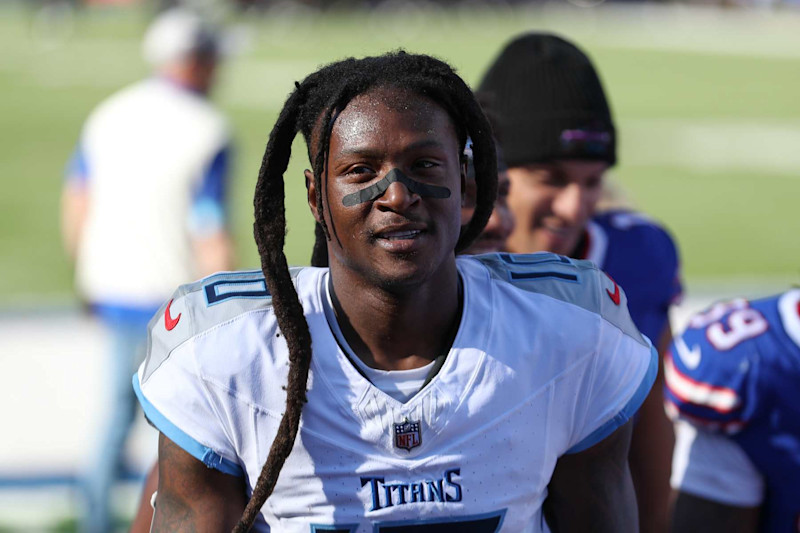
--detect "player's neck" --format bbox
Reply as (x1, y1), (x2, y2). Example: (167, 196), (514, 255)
(328, 263), (462, 372)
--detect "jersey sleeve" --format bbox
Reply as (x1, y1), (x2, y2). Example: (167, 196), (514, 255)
(633, 214), (683, 310)
(663, 301), (766, 434)
(671, 420), (764, 506)
(64, 143), (89, 186)
(474, 252), (657, 454)
(188, 143), (232, 238)
(641, 219), (683, 342)
(133, 284), (244, 476)
(565, 279), (658, 454)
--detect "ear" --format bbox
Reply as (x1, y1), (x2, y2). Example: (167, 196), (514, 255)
(305, 169), (323, 224)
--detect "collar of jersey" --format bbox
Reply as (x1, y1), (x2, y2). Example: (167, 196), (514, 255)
(319, 271), (454, 406)
(322, 285), (439, 404)
(304, 258), (491, 408)
(294, 262), (493, 459)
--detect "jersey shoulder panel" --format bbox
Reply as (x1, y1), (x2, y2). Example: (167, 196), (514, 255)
(82, 81), (143, 138)
(459, 253), (657, 455)
(664, 298), (772, 433)
(594, 209), (674, 240)
(140, 268), (303, 383)
(87, 79), (230, 151)
(150, 79), (231, 145)
(465, 252), (647, 347)
(594, 210), (681, 284)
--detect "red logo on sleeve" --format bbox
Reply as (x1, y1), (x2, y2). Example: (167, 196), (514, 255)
(164, 299), (181, 331)
(606, 276), (621, 306)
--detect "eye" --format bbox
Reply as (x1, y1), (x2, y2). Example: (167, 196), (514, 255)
(413, 158), (439, 170)
(344, 165), (375, 179)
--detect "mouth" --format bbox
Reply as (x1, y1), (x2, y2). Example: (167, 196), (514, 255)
(536, 220), (582, 254)
(372, 223), (428, 252)
(541, 222), (573, 236)
(379, 229), (424, 240)
(374, 221), (427, 238)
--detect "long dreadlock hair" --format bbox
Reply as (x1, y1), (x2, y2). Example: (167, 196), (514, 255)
(236, 51), (498, 532)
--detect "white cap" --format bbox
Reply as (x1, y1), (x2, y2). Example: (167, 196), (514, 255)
(142, 8), (220, 68)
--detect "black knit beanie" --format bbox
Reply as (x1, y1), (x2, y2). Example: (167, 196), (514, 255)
(477, 33), (616, 167)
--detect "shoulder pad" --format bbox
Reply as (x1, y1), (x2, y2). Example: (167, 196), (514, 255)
(470, 252), (648, 347)
(596, 211), (679, 256)
(665, 299), (768, 433)
(595, 210), (678, 250)
(141, 269), (301, 382)
(594, 209), (671, 233)
(604, 210), (657, 231)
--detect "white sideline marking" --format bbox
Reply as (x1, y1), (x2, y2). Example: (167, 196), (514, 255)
(620, 119), (800, 176)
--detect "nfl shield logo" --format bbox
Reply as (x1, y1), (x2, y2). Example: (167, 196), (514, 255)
(394, 419), (421, 451)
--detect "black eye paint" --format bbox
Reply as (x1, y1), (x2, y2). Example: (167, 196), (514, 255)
(341, 168), (451, 207)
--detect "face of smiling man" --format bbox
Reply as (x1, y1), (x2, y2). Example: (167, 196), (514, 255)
(307, 86), (465, 294)
(504, 159), (608, 257)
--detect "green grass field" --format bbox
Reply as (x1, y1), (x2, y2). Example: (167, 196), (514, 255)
(1, 3), (798, 305)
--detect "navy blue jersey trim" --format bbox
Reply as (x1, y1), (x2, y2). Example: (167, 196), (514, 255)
(310, 525), (358, 532)
(509, 271), (579, 282)
(204, 277), (271, 306)
(373, 508), (506, 532)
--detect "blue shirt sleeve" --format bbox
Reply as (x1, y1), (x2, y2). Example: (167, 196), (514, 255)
(65, 144), (89, 185)
(189, 144), (232, 237)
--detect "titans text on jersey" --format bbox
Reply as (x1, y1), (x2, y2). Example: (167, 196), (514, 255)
(134, 253), (657, 532)
(666, 289), (800, 532)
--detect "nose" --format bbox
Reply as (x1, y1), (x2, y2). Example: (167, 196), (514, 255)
(552, 183), (589, 225)
(375, 180), (420, 213)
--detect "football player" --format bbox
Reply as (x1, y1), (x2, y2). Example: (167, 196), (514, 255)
(478, 33), (683, 532)
(666, 289), (800, 532)
(128, 139), (516, 533)
(134, 51), (656, 531)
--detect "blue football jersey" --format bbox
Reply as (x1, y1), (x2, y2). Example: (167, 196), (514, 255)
(665, 290), (800, 531)
(580, 210), (682, 344)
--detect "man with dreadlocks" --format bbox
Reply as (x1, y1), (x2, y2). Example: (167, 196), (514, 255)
(134, 51), (656, 531)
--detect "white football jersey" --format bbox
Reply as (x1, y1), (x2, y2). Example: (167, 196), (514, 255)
(135, 253), (656, 532)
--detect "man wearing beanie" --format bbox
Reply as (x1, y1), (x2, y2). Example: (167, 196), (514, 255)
(61, 8), (235, 532)
(478, 33), (682, 533)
